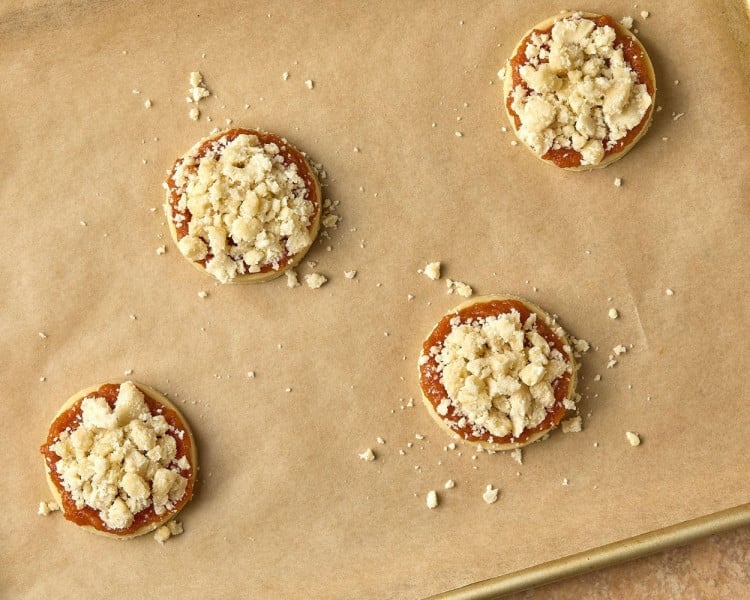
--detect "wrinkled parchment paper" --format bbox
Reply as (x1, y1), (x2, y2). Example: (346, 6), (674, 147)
(1, 1), (748, 597)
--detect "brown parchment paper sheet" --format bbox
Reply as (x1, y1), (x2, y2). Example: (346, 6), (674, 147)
(1, 1), (748, 598)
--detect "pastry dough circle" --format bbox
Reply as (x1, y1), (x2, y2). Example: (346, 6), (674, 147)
(418, 295), (579, 451)
(41, 380), (198, 539)
(503, 11), (656, 171)
(165, 128), (322, 284)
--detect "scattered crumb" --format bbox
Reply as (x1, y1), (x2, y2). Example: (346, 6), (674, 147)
(446, 278), (473, 298)
(304, 79), (314, 90)
(38, 501), (59, 516)
(426, 490), (438, 509)
(454, 131), (463, 137)
(444, 480), (455, 489)
(626, 431), (641, 446)
(510, 448), (523, 465)
(322, 214), (340, 228)
(344, 270), (357, 279)
(407, 293), (415, 301)
(572, 337), (590, 356)
(197, 290), (208, 299)
(305, 273), (328, 289)
(620, 16), (633, 29)
(124, 369), (134, 376)
(189, 71), (210, 101)
(673, 113), (685, 122)
(154, 520), (183, 544)
(613, 344), (627, 356)
(186, 71), (210, 119)
(376, 437), (385, 445)
(247, 371), (255, 379)
(674, 79), (679, 85)
(286, 270), (300, 288)
(640, 10), (650, 18)
(144, 99), (152, 109)
(282, 71), (289, 81)
(419, 261), (441, 281)
(482, 485), (499, 504)
(594, 374), (602, 381)
(608, 308), (619, 319)
(562, 416), (582, 433)
(155, 245), (166, 255)
(562, 478), (569, 486)
(510, 140), (518, 146)
(38, 332), (47, 339)
(359, 448), (375, 461)
(613, 177), (622, 187)
(665, 288), (674, 296)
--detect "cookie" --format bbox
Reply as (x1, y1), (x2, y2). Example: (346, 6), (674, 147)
(40, 380), (197, 538)
(165, 128), (321, 283)
(503, 12), (656, 170)
(418, 296), (579, 450)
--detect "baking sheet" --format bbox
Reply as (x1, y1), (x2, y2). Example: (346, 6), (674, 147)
(1, 1), (748, 598)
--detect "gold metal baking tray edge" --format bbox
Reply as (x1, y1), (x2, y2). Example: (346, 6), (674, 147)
(427, 502), (750, 599)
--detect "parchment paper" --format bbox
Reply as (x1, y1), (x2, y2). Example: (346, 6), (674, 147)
(1, 1), (748, 598)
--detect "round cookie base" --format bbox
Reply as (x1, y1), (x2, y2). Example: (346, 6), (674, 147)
(418, 295), (579, 451)
(502, 11), (657, 171)
(164, 129), (322, 284)
(43, 380), (198, 539)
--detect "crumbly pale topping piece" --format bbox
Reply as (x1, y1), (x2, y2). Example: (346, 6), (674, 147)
(38, 500), (60, 516)
(420, 261), (441, 281)
(305, 273), (327, 289)
(431, 309), (571, 439)
(359, 448), (375, 461)
(170, 132), (315, 283)
(561, 415), (582, 433)
(483, 484), (499, 504)
(153, 519), (184, 544)
(510, 13), (652, 166)
(446, 279), (473, 298)
(48, 382), (190, 531)
(426, 490), (438, 509)
(625, 431), (641, 446)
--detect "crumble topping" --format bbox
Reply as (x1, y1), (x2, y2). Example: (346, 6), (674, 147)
(429, 308), (572, 439)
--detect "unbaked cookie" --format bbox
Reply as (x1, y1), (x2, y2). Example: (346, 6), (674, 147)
(40, 380), (197, 538)
(418, 296), (580, 450)
(503, 11), (656, 170)
(165, 128), (322, 283)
